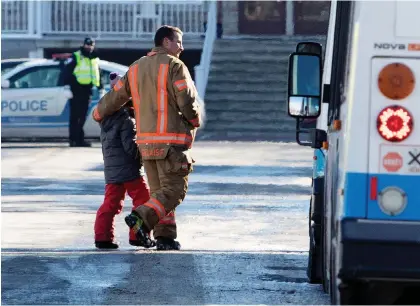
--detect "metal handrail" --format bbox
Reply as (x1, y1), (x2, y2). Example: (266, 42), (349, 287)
(193, 1), (217, 99)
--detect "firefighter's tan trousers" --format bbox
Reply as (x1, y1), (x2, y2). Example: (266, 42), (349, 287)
(134, 146), (192, 240)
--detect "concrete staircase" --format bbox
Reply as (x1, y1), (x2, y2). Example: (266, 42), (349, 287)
(197, 36), (326, 142)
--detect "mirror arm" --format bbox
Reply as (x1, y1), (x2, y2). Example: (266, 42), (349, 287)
(322, 84), (330, 104)
(310, 129), (327, 149)
(295, 119), (327, 148)
(295, 119), (312, 147)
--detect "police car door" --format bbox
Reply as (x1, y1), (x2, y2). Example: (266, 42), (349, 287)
(83, 66), (111, 138)
(2, 64), (71, 138)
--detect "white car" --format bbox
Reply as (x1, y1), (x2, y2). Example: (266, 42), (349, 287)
(1, 58), (37, 75)
(1, 57), (128, 140)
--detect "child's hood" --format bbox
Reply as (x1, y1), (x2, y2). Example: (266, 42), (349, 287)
(100, 108), (127, 132)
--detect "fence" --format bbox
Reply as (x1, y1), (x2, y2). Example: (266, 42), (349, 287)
(1, 0), (208, 39)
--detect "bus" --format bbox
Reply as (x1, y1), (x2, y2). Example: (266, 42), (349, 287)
(287, 0), (420, 304)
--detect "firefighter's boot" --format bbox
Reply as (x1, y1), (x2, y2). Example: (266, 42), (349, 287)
(124, 212), (154, 248)
(129, 239), (156, 248)
(156, 237), (181, 251)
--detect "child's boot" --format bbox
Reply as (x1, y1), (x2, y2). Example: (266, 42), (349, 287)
(95, 241), (119, 249)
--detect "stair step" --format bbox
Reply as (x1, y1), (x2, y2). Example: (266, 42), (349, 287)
(205, 91), (286, 101)
(196, 130), (296, 142)
(213, 42), (326, 53)
(202, 121), (296, 132)
(204, 100), (286, 112)
(206, 110), (293, 122)
(207, 73), (287, 83)
(216, 36), (326, 42)
(213, 46), (296, 54)
(206, 82), (286, 93)
(215, 39), (299, 45)
(215, 38), (326, 49)
(211, 63), (288, 73)
(211, 54), (290, 63)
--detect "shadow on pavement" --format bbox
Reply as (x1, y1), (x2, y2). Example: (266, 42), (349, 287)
(1, 175), (311, 198)
(90, 164), (312, 178)
(1, 250), (326, 305)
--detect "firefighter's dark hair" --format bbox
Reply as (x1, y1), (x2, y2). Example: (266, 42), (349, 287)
(154, 25), (183, 47)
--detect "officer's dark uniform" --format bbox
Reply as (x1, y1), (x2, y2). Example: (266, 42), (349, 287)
(64, 37), (102, 147)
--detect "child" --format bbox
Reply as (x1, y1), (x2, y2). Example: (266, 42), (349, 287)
(94, 72), (151, 249)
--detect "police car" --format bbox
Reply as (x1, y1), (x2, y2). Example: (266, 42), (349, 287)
(1, 58), (36, 75)
(1, 56), (128, 140)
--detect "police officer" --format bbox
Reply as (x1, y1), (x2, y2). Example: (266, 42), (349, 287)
(92, 25), (202, 250)
(64, 37), (102, 147)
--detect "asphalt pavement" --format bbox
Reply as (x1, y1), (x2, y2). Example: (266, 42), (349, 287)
(1, 141), (329, 304)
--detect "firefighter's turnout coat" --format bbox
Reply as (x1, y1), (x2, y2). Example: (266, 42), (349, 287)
(93, 47), (202, 160)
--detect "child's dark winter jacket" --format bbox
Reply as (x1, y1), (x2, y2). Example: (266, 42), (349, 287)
(100, 107), (142, 184)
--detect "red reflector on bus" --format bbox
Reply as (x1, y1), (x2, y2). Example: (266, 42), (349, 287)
(376, 105), (413, 142)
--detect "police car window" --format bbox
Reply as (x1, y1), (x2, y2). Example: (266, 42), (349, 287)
(101, 69), (111, 88)
(9, 66), (61, 89)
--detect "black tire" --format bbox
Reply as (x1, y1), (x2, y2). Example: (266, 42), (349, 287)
(321, 204), (329, 293)
(307, 224), (321, 283)
(330, 244), (364, 305)
(307, 196), (322, 284)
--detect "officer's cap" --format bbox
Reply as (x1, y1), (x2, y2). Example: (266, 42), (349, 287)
(83, 37), (95, 46)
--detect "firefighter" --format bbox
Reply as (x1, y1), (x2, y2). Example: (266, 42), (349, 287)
(92, 25), (202, 250)
(64, 37), (102, 147)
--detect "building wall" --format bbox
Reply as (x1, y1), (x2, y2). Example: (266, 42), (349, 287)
(1, 40), (38, 59)
(221, 1), (239, 35)
(220, 0), (330, 36)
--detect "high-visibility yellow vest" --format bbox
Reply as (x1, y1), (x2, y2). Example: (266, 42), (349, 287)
(73, 51), (100, 87)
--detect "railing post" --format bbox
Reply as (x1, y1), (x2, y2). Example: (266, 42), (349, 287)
(36, 0), (43, 38)
(42, 1), (52, 34)
(97, 2), (102, 39)
(27, 0), (35, 35)
(195, 1), (217, 99)
(286, 0), (294, 36)
(194, 65), (203, 98)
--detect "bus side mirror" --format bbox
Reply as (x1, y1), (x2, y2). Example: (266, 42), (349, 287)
(287, 53), (322, 119)
(296, 42), (322, 56)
